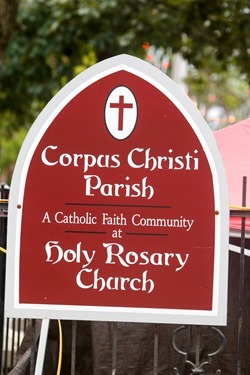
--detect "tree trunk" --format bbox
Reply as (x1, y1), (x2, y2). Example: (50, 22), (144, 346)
(0, 0), (19, 62)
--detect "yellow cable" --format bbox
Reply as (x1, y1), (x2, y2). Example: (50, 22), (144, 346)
(56, 320), (63, 375)
(230, 205), (250, 211)
(0, 247), (7, 254)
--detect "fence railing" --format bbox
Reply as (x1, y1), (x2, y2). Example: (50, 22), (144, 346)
(1, 182), (250, 374)
(2, 318), (28, 375)
(0, 183), (9, 374)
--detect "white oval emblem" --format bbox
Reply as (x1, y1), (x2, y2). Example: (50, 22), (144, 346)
(105, 86), (137, 140)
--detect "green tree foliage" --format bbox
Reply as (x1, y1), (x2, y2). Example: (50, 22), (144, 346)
(1, 0), (250, 120)
(0, 0), (250, 180)
(186, 63), (250, 128)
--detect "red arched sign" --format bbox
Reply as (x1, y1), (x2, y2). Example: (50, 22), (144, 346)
(5, 55), (229, 325)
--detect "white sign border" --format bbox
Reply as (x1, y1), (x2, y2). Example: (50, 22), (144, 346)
(5, 54), (229, 325)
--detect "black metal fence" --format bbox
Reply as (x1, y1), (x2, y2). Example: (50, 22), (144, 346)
(0, 183), (9, 374)
(0, 184), (27, 375)
(1, 182), (250, 375)
(2, 318), (28, 374)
